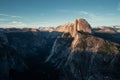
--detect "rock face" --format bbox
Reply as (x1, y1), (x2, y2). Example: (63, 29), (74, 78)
(56, 18), (92, 37)
(46, 18), (120, 80)
(55, 23), (74, 33)
(74, 18), (92, 33)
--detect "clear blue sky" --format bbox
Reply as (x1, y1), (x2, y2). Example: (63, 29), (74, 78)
(0, 0), (120, 28)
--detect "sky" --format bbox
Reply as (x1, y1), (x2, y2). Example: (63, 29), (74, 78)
(0, 0), (120, 28)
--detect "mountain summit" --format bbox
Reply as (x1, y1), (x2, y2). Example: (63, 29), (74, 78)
(56, 18), (92, 37)
(75, 18), (92, 33)
(47, 18), (120, 80)
(71, 18), (92, 36)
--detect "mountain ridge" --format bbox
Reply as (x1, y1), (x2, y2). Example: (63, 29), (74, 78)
(46, 18), (120, 80)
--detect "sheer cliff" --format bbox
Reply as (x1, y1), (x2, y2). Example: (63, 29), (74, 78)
(46, 18), (120, 80)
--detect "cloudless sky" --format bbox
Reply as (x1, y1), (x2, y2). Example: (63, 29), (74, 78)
(0, 0), (120, 28)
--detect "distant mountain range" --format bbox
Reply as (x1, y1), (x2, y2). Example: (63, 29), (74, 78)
(0, 25), (120, 33)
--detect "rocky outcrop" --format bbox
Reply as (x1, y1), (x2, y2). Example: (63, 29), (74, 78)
(56, 18), (92, 37)
(47, 33), (120, 80)
(74, 18), (92, 33)
(55, 23), (74, 33)
(46, 18), (120, 80)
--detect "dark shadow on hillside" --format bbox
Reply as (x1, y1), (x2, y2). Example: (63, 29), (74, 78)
(0, 30), (63, 80)
(93, 32), (120, 44)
